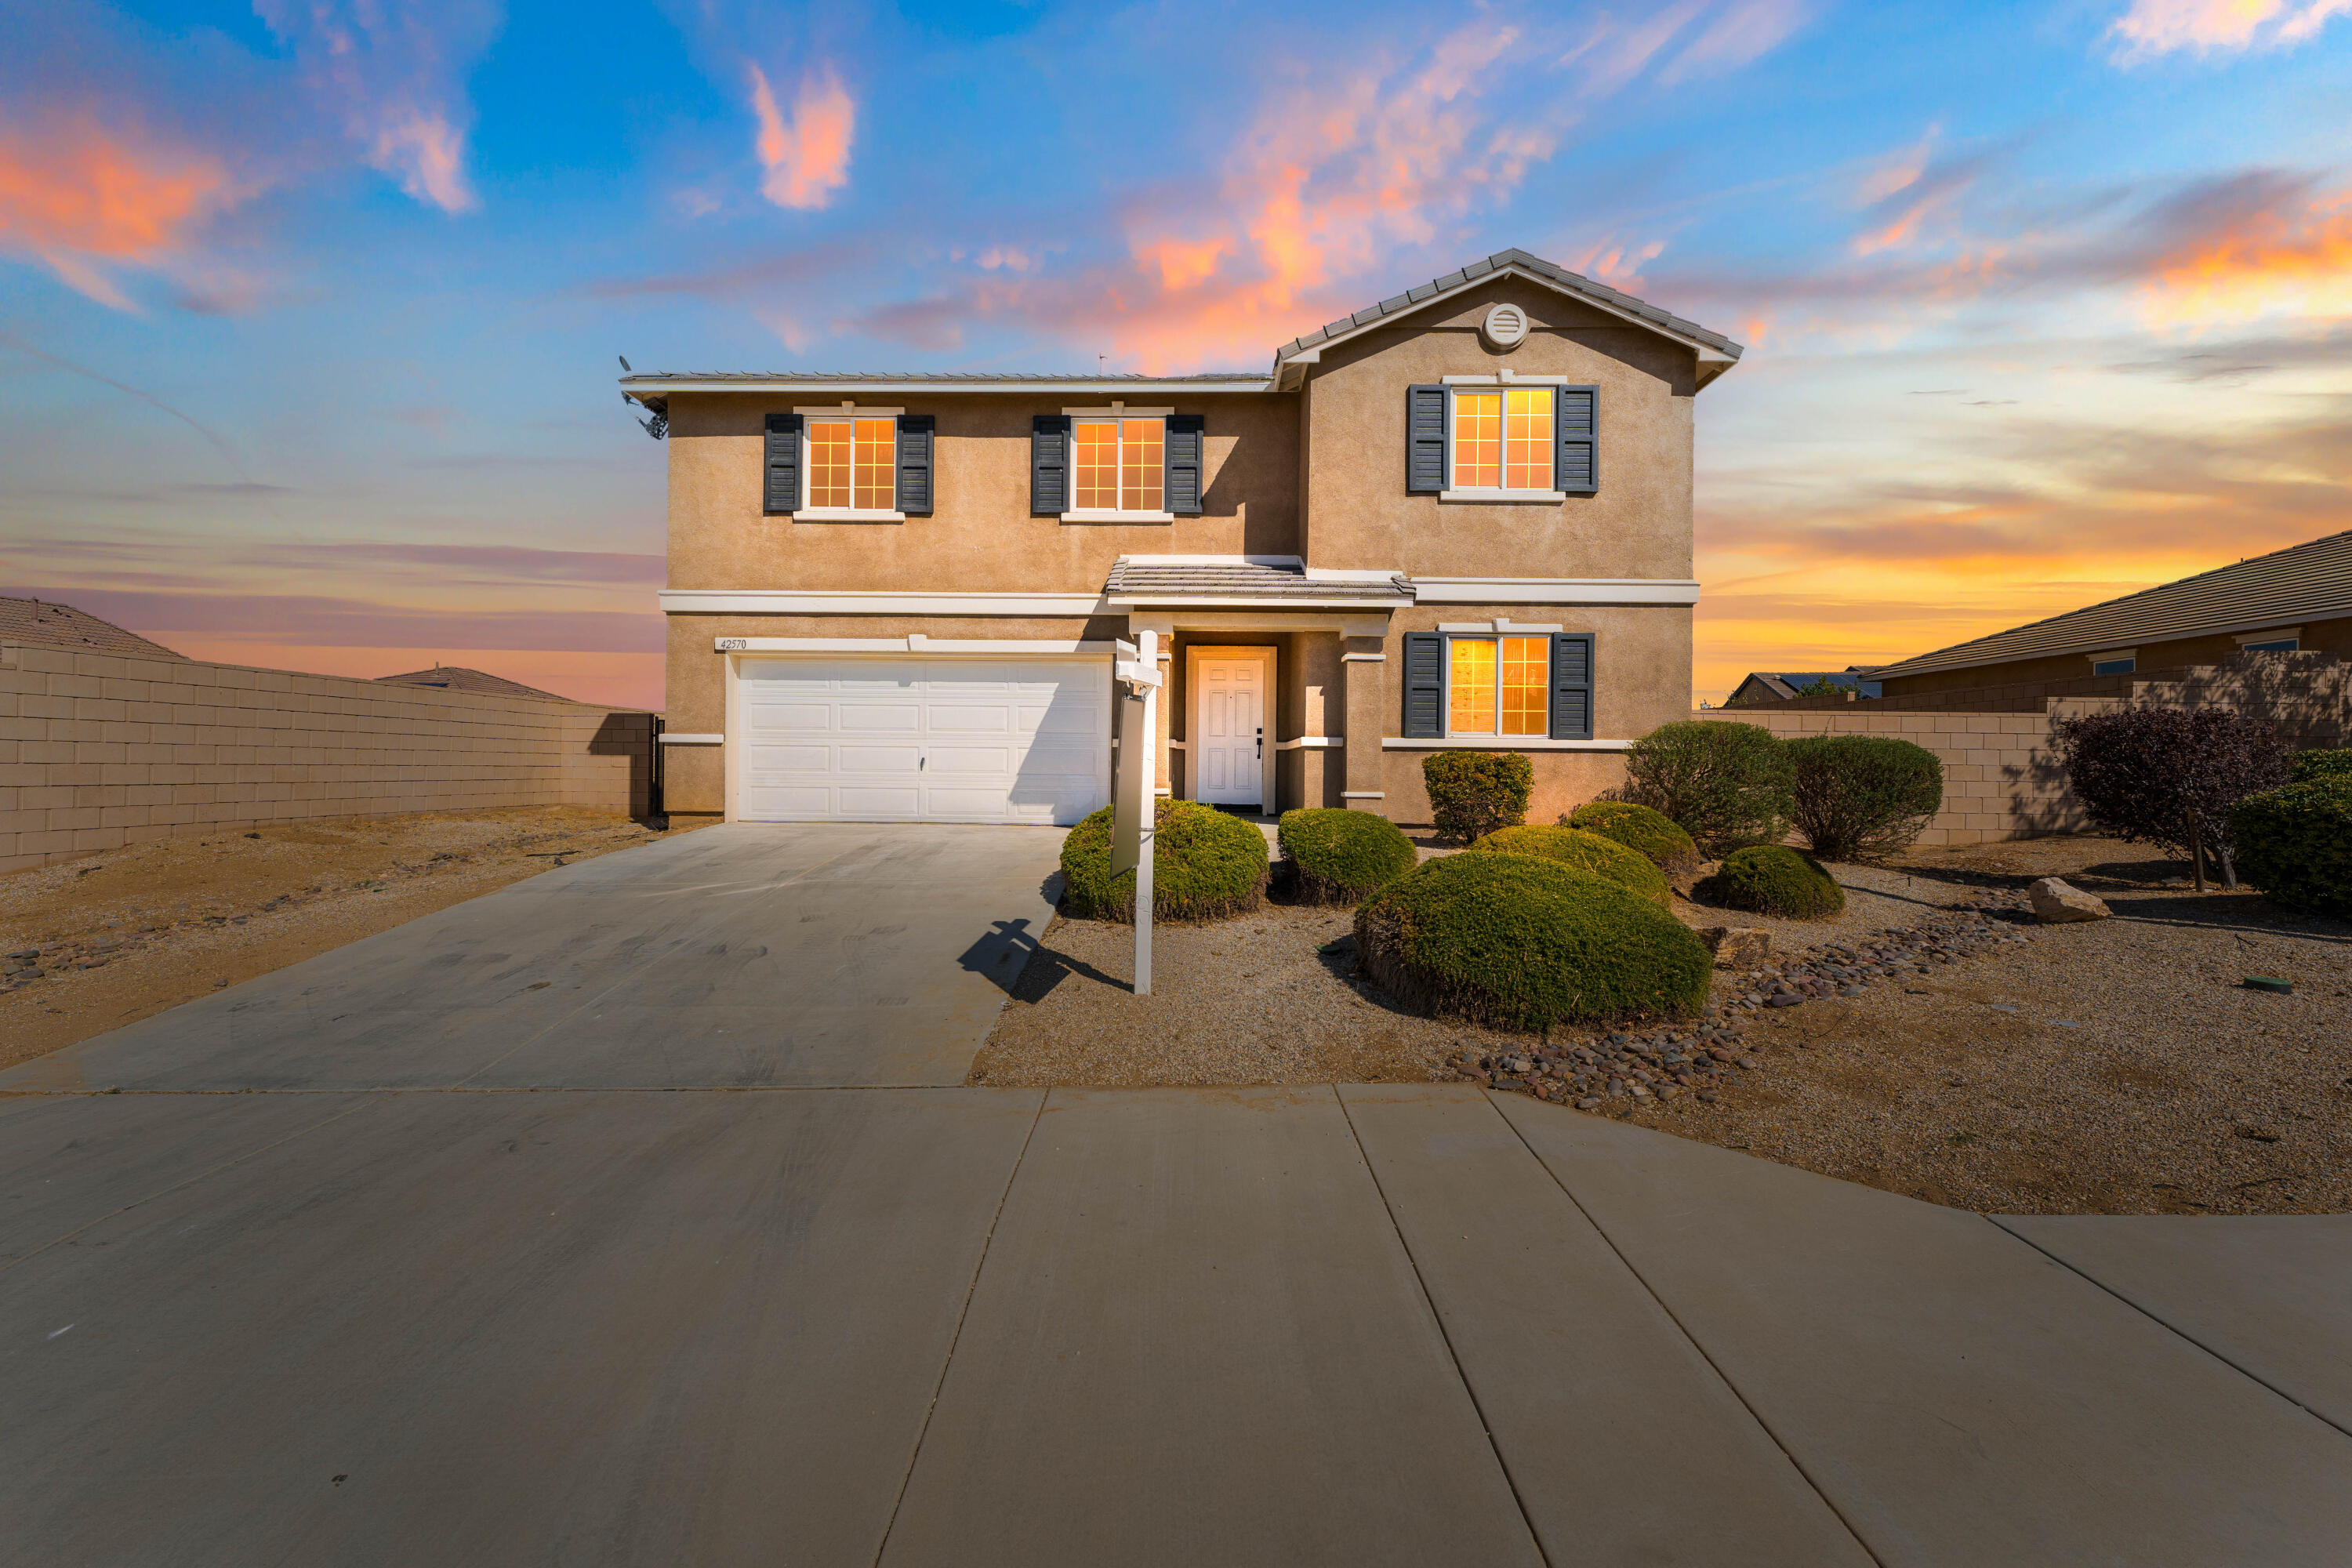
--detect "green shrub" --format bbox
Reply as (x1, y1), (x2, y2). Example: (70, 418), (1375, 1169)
(1619, 720), (1794, 855)
(1564, 800), (1701, 884)
(1421, 750), (1533, 844)
(1354, 852), (1711, 1029)
(2231, 779), (2352, 917)
(1708, 845), (1845, 919)
(1060, 799), (1269, 922)
(2289, 749), (2352, 785)
(1785, 735), (1944, 861)
(1277, 808), (1418, 904)
(1470, 825), (1671, 907)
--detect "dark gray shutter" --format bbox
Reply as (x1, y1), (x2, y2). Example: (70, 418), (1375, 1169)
(895, 415), (934, 514)
(1549, 633), (1593, 741)
(764, 413), (800, 515)
(1165, 414), (1204, 514)
(1406, 384), (1447, 493)
(1031, 415), (1069, 514)
(1555, 386), (1597, 495)
(1403, 632), (1445, 739)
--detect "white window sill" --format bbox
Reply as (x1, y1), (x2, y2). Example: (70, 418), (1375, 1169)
(793, 507), (906, 523)
(1381, 736), (1629, 751)
(1439, 489), (1566, 504)
(1062, 509), (1175, 524)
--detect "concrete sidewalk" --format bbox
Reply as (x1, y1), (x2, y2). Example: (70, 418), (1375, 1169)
(3, 822), (2347, 1564)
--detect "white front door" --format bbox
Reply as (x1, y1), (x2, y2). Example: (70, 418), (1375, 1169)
(1196, 657), (1264, 807)
(733, 656), (1111, 825)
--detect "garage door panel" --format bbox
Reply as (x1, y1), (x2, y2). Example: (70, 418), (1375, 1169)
(735, 655), (1110, 826)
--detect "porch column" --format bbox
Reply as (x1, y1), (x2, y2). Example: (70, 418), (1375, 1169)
(1341, 633), (1388, 813)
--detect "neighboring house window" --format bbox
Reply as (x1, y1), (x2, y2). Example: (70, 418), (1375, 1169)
(1073, 417), (1163, 512)
(2092, 657), (2135, 675)
(2241, 637), (2298, 652)
(1451, 389), (1552, 492)
(806, 415), (896, 510)
(1448, 635), (1551, 735)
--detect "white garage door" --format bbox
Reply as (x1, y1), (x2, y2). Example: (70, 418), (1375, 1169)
(735, 656), (1112, 825)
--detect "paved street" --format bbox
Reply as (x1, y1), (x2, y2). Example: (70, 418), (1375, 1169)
(3, 824), (2348, 1565)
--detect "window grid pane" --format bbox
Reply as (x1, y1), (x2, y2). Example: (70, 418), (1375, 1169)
(1504, 388), (1553, 491)
(1454, 392), (1501, 488)
(1501, 636), (1548, 735)
(1073, 421), (1119, 510)
(1449, 638), (1497, 733)
(807, 421), (853, 509)
(853, 418), (895, 510)
(1121, 419), (1163, 511)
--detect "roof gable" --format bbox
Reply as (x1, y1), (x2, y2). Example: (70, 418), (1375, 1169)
(0, 597), (182, 659)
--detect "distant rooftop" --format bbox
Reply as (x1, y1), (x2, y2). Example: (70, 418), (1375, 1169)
(376, 665), (576, 702)
(0, 597), (182, 659)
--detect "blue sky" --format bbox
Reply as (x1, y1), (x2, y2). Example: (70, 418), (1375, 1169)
(3, 0), (2349, 706)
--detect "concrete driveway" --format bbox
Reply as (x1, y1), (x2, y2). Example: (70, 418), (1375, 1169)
(3, 822), (2350, 1565)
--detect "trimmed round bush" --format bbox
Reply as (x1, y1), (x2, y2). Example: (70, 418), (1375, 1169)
(1421, 750), (1533, 844)
(1353, 852), (1712, 1029)
(1785, 735), (1944, 861)
(1565, 800), (1701, 884)
(1619, 720), (1794, 855)
(1708, 845), (1845, 919)
(1470, 825), (1671, 908)
(2231, 779), (2352, 917)
(1060, 800), (1269, 923)
(2289, 749), (2352, 786)
(1277, 808), (1418, 904)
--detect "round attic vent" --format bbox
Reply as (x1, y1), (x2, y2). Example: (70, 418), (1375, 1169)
(1480, 302), (1530, 350)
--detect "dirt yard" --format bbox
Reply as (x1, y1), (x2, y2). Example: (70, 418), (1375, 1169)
(974, 833), (2352, 1216)
(0, 808), (703, 1073)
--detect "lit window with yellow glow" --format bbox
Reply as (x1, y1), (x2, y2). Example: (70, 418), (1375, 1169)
(806, 416), (896, 510)
(1450, 388), (1553, 492)
(1449, 635), (1548, 735)
(1073, 418), (1165, 512)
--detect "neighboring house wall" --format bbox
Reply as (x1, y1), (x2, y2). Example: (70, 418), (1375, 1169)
(1, 642), (655, 873)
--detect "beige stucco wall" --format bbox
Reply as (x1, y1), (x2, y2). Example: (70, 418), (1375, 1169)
(664, 392), (1300, 595)
(1297, 275), (1698, 579)
(0, 642), (653, 873)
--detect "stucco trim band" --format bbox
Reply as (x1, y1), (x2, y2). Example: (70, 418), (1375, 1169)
(1381, 736), (1633, 751)
(1276, 736), (1342, 750)
(658, 732), (724, 745)
(662, 590), (1109, 615)
(713, 637), (1116, 655)
(1409, 579), (1703, 605)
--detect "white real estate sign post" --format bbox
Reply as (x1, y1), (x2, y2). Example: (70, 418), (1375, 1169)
(1109, 631), (1161, 996)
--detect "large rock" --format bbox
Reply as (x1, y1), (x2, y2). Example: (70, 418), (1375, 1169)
(1696, 925), (1772, 968)
(2028, 877), (2111, 924)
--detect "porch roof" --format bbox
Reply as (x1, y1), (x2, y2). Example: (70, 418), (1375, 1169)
(1103, 555), (1410, 609)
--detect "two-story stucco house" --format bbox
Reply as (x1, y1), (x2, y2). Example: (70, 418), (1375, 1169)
(626, 249), (1741, 829)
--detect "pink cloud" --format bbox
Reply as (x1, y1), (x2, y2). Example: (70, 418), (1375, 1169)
(0, 117), (256, 310)
(1655, 0), (1811, 84)
(2107, 0), (2352, 58)
(748, 64), (855, 212)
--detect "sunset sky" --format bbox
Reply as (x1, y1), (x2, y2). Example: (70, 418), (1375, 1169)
(3, 0), (2350, 710)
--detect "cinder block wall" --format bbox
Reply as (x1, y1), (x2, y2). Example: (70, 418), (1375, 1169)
(0, 642), (655, 873)
(1697, 707), (2082, 846)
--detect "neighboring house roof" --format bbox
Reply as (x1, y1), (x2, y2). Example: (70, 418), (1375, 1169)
(1868, 532), (2352, 681)
(618, 248), (1744, 400)
(1104, 556), (1410, 608)
(0, 597), (182, 659)
(1272, 249), (1744, 387)
(376, 665), (575, 702)
(1731, 669), (1883, 702)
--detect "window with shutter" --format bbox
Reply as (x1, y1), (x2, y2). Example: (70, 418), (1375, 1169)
(763, 413), (800, 516)
(895, 415), (934, 514)
(1031, 415), (1069, 515)
(1402, 632), (1445, 738)
(1165, 414), (1204, 514)
(1406, 385), (1447, 493)
(1549, 633), (1594, 741)
(1555, 386), (1597, 495)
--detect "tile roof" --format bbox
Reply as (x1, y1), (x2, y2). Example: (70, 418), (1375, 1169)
(619, 371), (1268, 387)
(375, 665), (576, 702)
(0, 597), (181, 659)
(1275, 248), (1745, 361)
(1103, 557), (1410, 604)
(1869, 531), (2352, 681)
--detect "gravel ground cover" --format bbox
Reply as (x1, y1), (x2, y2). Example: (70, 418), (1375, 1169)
(977, 833), (2352, 1214)
(0, 808), (701, 1073)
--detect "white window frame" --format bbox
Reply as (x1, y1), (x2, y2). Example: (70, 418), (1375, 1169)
(2087, 648), (2136, 676)
(1443, 631), (1552, 739)
(794, 404), (905, 521)
(1439, 382), (1566, 504)
(1061, 404), (1174, 522)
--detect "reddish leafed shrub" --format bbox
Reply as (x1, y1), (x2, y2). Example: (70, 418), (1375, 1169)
(2051, 707), (2288, 885)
